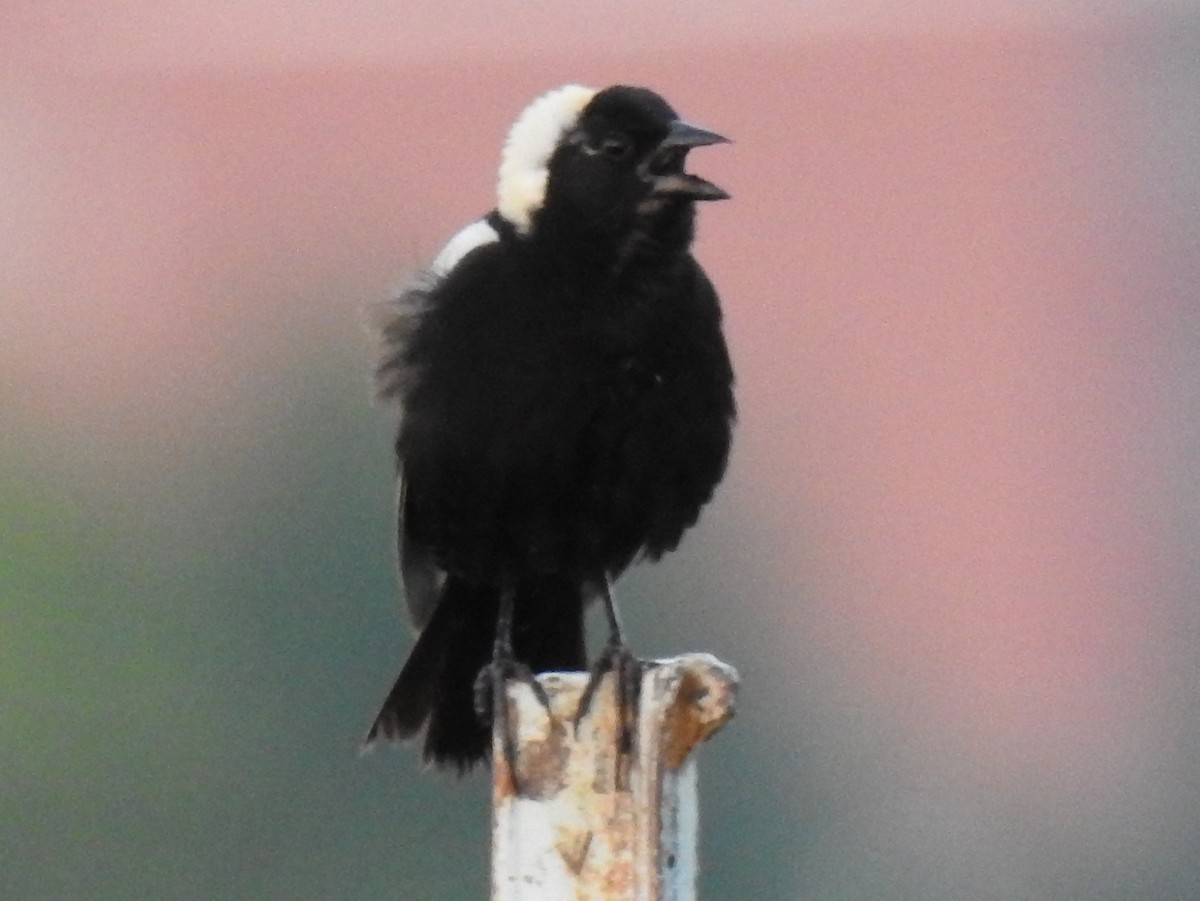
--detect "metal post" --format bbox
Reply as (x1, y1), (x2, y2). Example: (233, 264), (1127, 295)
(491, 654), (738, 900)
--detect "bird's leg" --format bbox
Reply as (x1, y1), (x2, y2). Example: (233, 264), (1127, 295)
(575, 578), (643, 756)
(473, 589), (550, 784)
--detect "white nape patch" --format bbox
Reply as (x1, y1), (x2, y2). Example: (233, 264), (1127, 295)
(430, 219), (500, 276)
(496, 84), (596, 236)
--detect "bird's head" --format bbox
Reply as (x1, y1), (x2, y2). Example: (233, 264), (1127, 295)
(496, 84), (728, 247)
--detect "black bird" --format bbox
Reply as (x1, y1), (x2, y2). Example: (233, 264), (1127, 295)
(365, 84), (735, 772)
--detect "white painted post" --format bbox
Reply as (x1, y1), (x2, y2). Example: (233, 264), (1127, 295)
(491, 654), (738, 900)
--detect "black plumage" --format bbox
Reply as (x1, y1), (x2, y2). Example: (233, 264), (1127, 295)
(365, 84), (735, 771)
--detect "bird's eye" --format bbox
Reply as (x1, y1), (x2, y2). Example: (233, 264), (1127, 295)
(599, 136), (633, 161)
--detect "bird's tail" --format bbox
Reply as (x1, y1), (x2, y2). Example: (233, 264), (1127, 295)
(364, 575), (587, 773)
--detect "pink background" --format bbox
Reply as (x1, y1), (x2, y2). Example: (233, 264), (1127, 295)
(4, 4), (1198, 898)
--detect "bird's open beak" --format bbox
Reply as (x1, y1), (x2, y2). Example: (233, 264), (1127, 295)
(640, 120), (730, 202)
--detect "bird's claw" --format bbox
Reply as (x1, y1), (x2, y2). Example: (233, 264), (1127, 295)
(575, 643), (644, 756)
(474, 657), (551, 788)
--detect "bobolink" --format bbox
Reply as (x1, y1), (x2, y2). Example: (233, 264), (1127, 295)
(366, 84), (734, 772)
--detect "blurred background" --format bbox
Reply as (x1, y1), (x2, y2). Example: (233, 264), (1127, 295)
(3, 2), (1200, 899)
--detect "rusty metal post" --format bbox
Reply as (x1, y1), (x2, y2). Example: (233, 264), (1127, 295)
(491, 653), (738, 900)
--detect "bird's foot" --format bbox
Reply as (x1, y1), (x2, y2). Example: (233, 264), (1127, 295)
(473, 657), (551, 786)
(575, 641), (644, 757)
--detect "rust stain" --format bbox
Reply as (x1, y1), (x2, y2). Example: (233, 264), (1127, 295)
(515, 726), (570, 799)
(555, 827), (593, 875)
(493, 752), (517, 799)
(662, 667), (738, 770)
